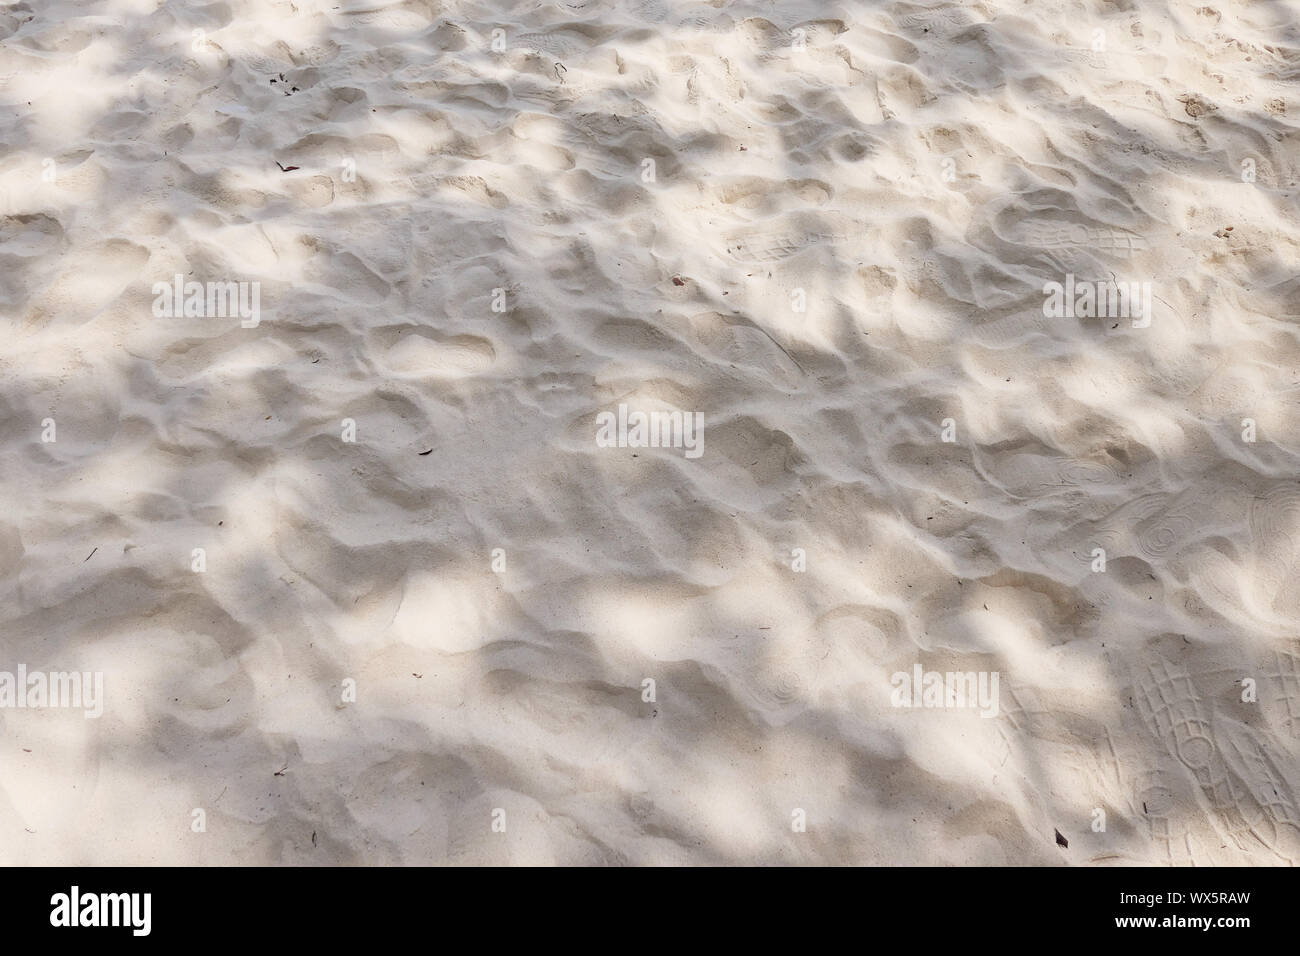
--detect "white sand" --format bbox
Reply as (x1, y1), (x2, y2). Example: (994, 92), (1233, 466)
(2, 0), (1299, 865)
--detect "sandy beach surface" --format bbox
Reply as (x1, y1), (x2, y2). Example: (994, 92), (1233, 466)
(2, 0), (1299, 865)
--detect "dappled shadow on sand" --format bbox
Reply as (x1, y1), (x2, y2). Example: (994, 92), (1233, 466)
(0, 0), (1299, 863)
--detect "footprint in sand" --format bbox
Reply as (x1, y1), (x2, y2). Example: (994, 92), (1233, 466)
(383, 333), (496, 379)
(898, 8), (975, 37)
(287, 174), (335, 209)
(1129, 653), (1299, 860)
(1247, 483), (1300, 620)
(515, 32), (595, 59)
(722, 226), (843, 264)
(0, 213), (65, 259)
(689, 312), (803, 389)
(1265, 649), (1300, 739)
(1214, 716), (1300, 861)
(1018, 220), (1150, 259)
(1131, 767), (1200, 865)
(23, 237), (148, 328)
(1133, 656), (1216, 772)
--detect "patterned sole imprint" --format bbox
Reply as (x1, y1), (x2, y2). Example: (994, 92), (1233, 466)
(968, 311), (1057, 347)
(898, 10), (971, 36)
(1131, 767), (1199, 866)
(1135, 508), (1198, 562)
(1266, 648), (1300, 738)
(1248, 484), (1300, 620)
(722, 229), (846, 264)
(1057, 49), (1108, 70)
(1134, 656), (1300, 861)
(514, 32), (592, 59)
(1215, 717), (1300, 862)
(1019, 221), (1149, 258)
(1135, 657), (1216, 772)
